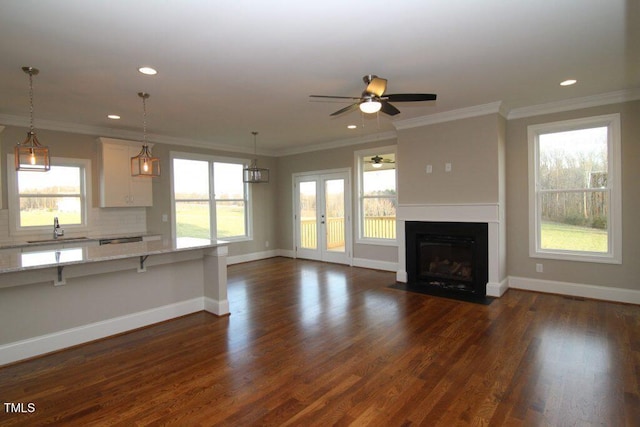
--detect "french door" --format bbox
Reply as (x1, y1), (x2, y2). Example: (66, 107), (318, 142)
(294, 170), (351, 265)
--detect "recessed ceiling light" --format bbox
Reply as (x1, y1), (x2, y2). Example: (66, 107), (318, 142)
(347, 125), (357, 129)
(560, 79), (577, 86)
(138, 66), (157, 76)
(107, 114), (121, 120)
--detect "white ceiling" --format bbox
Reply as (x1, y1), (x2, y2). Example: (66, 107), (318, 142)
(0, 0), (638, 155)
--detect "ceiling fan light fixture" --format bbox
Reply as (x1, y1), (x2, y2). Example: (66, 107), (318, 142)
(371, 155), (384, 168)
(359, 99), (382, 114)
(15, 66), (50, 172)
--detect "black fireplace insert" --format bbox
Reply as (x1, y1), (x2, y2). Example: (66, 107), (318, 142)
(405, 221), (489, 300)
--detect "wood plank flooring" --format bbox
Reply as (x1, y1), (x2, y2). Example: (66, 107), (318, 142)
(1, 257), (639, 426)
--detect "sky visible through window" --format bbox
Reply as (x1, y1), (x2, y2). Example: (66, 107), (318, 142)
(18, 166), (80, 193)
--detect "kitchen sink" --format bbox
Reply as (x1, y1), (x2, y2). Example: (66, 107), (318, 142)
(26, 236), (89, 244)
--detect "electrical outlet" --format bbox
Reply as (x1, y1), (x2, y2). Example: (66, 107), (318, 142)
(426, 164), (433, 174)
(162, 214), (168, 222)
(536, 263), (543, 273)
(445, 163), (452, 172)
(265, 240), (269, 248)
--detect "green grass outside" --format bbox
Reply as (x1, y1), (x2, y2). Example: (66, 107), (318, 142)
(25, 208), (605, 253)
(176, 204), (245, 239)
(541, 221), (607, 252)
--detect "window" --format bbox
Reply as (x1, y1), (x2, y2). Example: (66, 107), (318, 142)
(214, 162), (246, 238)
(355, 146), (397, 245)
(171, 153), (251, 241)
(528, 114), (621, 263)
(7, 156), (89, 234)
(173, 158), (211, 239)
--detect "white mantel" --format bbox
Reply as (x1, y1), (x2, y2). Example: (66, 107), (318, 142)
(396, 203), (508, 298)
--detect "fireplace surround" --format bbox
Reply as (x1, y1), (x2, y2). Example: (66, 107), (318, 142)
(405, 221), (489, 301)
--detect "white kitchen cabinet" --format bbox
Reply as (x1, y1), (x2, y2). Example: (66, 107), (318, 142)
(98, 138), (153, 207)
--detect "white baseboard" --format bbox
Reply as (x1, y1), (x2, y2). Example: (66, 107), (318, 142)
(204, 297), (229, 316)
(0, 298), (204, 366)
(487, 278), (509, 297)
(352, 258), (398, 272)
(396, 270), (408, 283)
(508, 276), (640, 305)
(277, 249), (295, 258)
(227, 250), (279, 265)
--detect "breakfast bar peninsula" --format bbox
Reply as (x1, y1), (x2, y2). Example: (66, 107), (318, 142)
(0, 237), (229, 365)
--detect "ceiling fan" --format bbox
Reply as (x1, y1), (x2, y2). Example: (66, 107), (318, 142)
(365, 155), (395, 168)
(310, 75), (437, 117)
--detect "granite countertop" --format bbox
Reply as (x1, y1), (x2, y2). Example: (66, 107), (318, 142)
(0, 232), (162, 250)
(0, 237), (228, 274)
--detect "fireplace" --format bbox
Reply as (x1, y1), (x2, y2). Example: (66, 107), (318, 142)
(406, 221), (489, 299)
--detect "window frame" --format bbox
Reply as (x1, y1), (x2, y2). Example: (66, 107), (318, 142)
(7, 155), (91, 237)
(527, 113), (622, 264)
(170, 151), (252, 242)
(354, 145), (398, 246)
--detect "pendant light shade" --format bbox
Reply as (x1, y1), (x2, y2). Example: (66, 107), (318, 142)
(243, 131), (269, 183)
(15, 67), (50, 171)
(131, 92), (160, 177)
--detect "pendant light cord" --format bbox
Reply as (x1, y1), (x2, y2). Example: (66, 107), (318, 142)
(142, 94), (148, 146)
(252, 131), (258, 157)
(28, 68), (35, 134)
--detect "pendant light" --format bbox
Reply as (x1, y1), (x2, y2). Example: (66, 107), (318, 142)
(15, 66), (50, 171)
(243, 131), (269, 183)
(131, 92), (160, 177)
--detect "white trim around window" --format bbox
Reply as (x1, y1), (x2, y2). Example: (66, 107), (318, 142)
(354, 145), (398, 246)
(528, 113), (622, 264)
(169, 151), (253, 242)
(6, 155), (91, 237)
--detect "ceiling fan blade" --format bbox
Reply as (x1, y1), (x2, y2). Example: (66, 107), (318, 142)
(380, 101), (401, 116)
(310, 95), (362, 100)
(385, 93), (437, 102)
(366, 77), (387, 97)
(330, 103), (360, 116)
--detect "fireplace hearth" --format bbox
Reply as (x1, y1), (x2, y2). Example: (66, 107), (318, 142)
(405, 221), (490, 303)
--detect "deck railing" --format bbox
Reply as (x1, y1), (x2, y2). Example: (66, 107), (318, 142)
(300, 216), (395, 249)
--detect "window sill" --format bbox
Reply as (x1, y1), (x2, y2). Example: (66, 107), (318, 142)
(218, 236), (252, 243)
(531, 250), (621, 265)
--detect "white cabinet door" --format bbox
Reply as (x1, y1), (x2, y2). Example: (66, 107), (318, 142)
(99, 138), (153, 207)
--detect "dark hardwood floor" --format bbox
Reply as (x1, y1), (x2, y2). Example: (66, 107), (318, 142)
(1, 257), (639, 426)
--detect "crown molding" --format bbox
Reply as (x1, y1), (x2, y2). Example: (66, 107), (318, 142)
(2, 89), (638, 158)
(507, 88), (640, 119)
(273, 130), (398, 157)
(0, 114), (269, 157)
(392, 101), (506, 130)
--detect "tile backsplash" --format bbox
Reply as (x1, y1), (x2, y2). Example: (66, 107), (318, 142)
(0, 208), (148, 244)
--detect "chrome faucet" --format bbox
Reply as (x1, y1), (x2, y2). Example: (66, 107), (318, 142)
(53, 217), (64, 239)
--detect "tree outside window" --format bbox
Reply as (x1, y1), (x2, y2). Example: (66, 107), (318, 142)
(529, 114), (621, 263)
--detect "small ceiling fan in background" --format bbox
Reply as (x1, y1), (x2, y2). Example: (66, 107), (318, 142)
(310, 75), (437, 117)
(365, 155), (395, 168)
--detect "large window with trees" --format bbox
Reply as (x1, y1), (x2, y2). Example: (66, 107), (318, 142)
(356, 146), (397, 245)
(528, 114), (621, 263)
(171, 153), (251, 241)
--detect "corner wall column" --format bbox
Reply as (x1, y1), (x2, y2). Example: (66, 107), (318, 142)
(203, 245), (230, 316)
